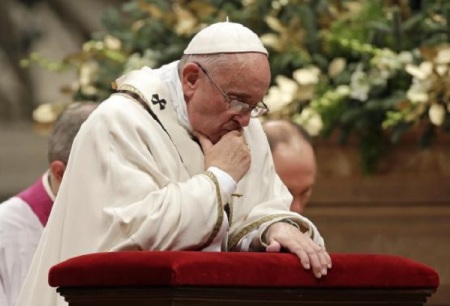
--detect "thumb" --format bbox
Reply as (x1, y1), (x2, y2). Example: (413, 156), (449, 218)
(193, 131), (213, 151)
(266, 240), (282, 253)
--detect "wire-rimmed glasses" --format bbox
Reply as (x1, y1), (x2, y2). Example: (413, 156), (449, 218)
(194, 62), (269, 118)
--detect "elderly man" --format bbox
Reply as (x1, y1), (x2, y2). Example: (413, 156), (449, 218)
(0, 102), (97, 306)
(263, 119), (317, 213)
(17, 22), (331, 306)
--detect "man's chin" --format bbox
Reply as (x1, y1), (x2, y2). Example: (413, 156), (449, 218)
(209, 135), (221, 145)
(209, 131), (228, 144)
(210, 128), (241, 144)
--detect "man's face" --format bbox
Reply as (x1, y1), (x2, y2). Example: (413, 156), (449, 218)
(272, 143), (317, 213)
(182, 54), (271, 144)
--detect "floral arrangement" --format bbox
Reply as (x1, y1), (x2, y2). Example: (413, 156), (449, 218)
(23, 0), (450, 173)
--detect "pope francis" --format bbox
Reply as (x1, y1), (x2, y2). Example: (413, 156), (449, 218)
(16, 21), (331, 306)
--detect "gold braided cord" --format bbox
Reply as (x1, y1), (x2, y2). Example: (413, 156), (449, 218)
(201, 170), (224, 248)
(117, 84), (149, 104)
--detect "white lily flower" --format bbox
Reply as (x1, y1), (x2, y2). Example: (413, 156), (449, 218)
(265, 15), (285, 33)
(79, 61), (99, 87)
(81, 85), (98, 96)
(336, 85), (351, 97)
(406, 80), (429, 104)
(260, 33), (279, 49)
(264, 75), (298, 113)
(372, 48), (401, 73)
(82, 41), (104, 52)
(104, 35), (122, 50)
(264, 87), (287, 113)
(293, 66), (320, 85)
(436, 64), (448, 76)
(350, 65), (370, 101)
(370, 69), (389, 86)
(32, 104), (57, 124)
(173, 4), (196, 35)
(435, 47), (450, 65)
(407, 90), (428, 104)
(429, 104), (446, 126)
(276, 75), (298, 94)
(406, 62), (433, 80)
(398, 51), (414, 65)
(293, 108), (323, 136)
(328, 58), (346, 78)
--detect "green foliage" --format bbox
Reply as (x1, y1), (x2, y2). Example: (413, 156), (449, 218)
(25, 0), (450, 174)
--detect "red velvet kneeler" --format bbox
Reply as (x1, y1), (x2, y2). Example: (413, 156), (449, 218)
(49, 252), (439, 305)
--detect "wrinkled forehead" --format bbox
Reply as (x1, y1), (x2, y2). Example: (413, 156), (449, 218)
(215, 54), (271, 90)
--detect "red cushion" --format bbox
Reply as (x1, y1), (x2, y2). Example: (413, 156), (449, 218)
(48, 252), (439, 289)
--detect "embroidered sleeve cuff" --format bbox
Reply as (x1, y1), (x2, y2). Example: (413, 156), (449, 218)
(234, 227), (260, 251)
(207, 166), (237, 196)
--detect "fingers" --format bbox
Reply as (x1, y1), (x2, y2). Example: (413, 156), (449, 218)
(200, 129), (251, 182)
(323, 250), (332, 269)
(266, 241), (281, 253)
(265, 222), (332, 279)
(306, 244), (331, 278)
(308, 247), (331, 278)
(291, 245), (327, 278)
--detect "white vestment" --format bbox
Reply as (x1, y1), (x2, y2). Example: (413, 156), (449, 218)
(0, 173), (54, 306)
(16, 62), (324, 306)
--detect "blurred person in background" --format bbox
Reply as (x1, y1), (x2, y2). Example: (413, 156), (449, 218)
(263, 119), (317, 214)
(0, 102), (97, 306)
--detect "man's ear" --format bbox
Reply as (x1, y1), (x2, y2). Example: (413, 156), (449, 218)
(182, 63), (201, 93)
(49, 160), (66, 183)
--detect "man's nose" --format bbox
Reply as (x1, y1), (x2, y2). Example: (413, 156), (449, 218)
(233, 112), (251, 127)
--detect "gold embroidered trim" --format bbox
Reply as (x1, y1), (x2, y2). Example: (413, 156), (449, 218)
(117, 84), (149, 105)
(279, 218), (300, 230)
(201, 170), (224, 248)
(227, 201), (233, 227)
(228, 214), (309, 250)
(229, 215), (278, 250)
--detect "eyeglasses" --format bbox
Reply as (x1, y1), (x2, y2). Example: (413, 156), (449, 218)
(194, 62), (269, 118)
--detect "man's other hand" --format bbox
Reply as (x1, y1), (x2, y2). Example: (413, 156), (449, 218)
(265, 222), (332, 278)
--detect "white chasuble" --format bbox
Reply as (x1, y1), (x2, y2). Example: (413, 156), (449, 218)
(16, 63), (324, 306)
